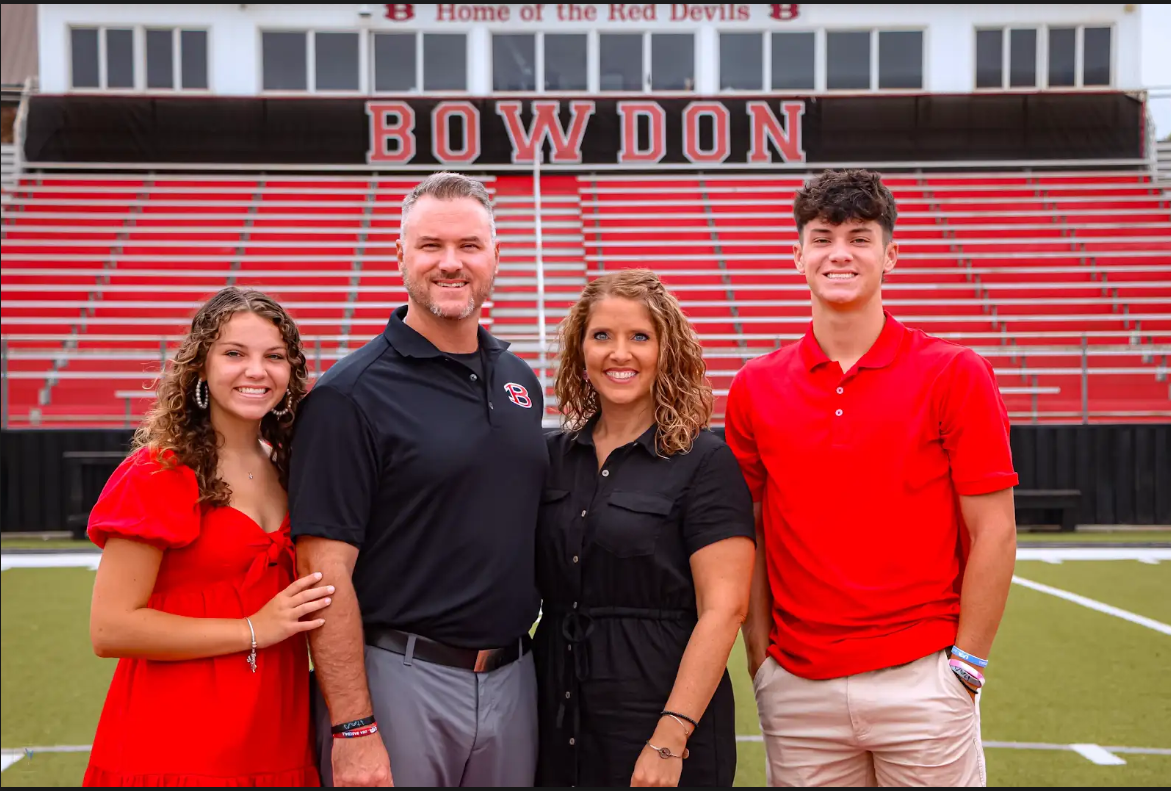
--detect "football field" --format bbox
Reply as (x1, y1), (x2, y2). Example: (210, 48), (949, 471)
(3, 536), (1170, 787)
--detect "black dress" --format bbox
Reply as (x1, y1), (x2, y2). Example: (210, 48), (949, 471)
(534, 419), (756, 787)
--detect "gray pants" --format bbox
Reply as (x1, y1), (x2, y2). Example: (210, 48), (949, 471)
(313, 641), (538, 787)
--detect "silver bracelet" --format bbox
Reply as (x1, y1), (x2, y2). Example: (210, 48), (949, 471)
(244, 617), (258, 673)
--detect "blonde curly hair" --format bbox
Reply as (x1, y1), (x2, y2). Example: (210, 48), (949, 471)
(554, 269), (712, 456)
(132, 287), (310, 505)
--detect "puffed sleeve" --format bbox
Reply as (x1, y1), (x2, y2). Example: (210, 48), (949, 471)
(86, 446), (202, 550)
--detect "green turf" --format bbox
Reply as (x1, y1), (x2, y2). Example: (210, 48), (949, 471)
(4, 562), (1171, 787)
(0, 540), (94, 551)
(1014, 560), (1171, 625)
(0, 570), (115, 749)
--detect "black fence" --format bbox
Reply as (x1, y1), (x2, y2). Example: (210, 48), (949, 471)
(2, 424), (1167, 535)
(23, 91), (1145, 168)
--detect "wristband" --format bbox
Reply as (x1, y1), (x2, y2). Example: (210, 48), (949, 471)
(333, 724), (379, 739)
(950, 646), (988, 668)
(332, 716), (376, 735)
(660, 710), (699, 732)
(949, 658), (985, 690)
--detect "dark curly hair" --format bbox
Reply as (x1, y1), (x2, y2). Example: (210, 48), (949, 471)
(793, 169), (898, 242)
(132, 287), (310, 506)
(554, 269), (713, 456)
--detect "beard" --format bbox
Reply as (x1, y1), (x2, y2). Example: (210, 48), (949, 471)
(400, 264), (495, 321)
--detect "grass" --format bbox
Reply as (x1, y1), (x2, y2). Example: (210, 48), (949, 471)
(0, 540), (95, 551)
(3, 561), (1170, 787)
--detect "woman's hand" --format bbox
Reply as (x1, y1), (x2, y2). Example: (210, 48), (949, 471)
(248, 572), (333, 649)
(630, 741), (686, 787)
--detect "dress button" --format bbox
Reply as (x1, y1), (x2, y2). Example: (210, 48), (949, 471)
(835, 408), (843, 416)
(601, 469), (609, 477)
(581, 509), (587, 517)
(565, 691), (572, 699)
(836, 387), (844, 394)
(572, 601), (578, 609)
(470, 373), (478, 381)
(572, 555), (579, 563)
(569, 738), (575, 746)
(489, 402), (495, 409)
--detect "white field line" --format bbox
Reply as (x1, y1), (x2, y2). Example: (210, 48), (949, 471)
(3, 547), (1168, 572)
(1011, 576), (1171, 636)
(1070, 743), (1128, 765)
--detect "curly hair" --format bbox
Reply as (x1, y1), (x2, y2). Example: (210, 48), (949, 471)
(554, 269), (712, 456)
(793, 168), (898, 242)
(132, 287), (310, 506)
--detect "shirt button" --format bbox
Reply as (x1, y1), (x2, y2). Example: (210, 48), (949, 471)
(572, 601), (578, 609)
(581, 509), (587, 517)
(835, 408), (843, 416)
(489, 402), (494, 409)
(836, 387), (844, 395)
(470, 374), (478, 381)
(565, 691), (572, 699)
(601, 469), (609, 477)
(572, 555), (579, 563)
(569, 738), (575, 746)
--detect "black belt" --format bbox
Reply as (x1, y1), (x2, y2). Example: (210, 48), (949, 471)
(364, 626), (531, 674)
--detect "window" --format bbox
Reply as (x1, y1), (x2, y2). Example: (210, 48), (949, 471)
(262, 32), (307, 91)
(423, 34), (467, 91)
(70, 29), (100, 89)
(316, 32), (360, 91)
(975, 29), (1003, 89)
(374, 33), (416, 92)
(262, 31), (362, 92)
(651, 34), (694, 91)
(105, 29), (134, 89)
(494, 34), (536, 91)
(826, 31), (870, 90)
(1009, 29), (1037, 88)
(878, 31), (923, 90)
(720, 33), (762, 90)
(1083, 27), (1112, 86)
(771, 32), (815, 91)
(70, 26), (207, 91)
(544, 34), (587, 91)
(976, 26), (1110, 90)
(599, 34), (643, 91)
(1048, 27), (1076, 87)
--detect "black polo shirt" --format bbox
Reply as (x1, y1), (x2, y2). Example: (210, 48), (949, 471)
(288, 305), (548, 649)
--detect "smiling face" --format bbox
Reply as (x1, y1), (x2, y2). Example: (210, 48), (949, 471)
(795, 218), (897, 311)
(397, 195), (499, 321)
(202, 311), (292, 423)
(582, 296), (660, 415)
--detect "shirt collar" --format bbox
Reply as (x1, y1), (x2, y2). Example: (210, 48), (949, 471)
(567, 412), (659, 456)
(798, 310), (906, 373)
(382, 304), (509, 359)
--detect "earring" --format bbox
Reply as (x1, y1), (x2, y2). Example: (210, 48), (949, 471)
(582, 368), (590, 383)
(270, 390), (293, 417)
(194, 379), (209, 409)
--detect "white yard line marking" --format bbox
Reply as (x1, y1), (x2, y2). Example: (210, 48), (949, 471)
(0, 752), (23, 772)
(1070, 744), (1127, 765)
(1, 553), (101, 571)
(1016, 548), (1171, 562)
(4, 547), (1168, 572)
(1011, 576), (1171, 636)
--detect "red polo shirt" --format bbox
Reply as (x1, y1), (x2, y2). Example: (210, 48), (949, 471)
(724, 312), (1018, 680)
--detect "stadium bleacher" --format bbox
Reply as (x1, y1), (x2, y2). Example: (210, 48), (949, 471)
(1, 168), (1168, 427)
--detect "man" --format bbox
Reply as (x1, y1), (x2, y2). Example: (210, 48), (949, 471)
(725, 169), (1018, 787)
(289, 172), (547, 787)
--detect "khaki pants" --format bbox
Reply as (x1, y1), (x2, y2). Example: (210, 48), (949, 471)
(753, 650), (986, 787)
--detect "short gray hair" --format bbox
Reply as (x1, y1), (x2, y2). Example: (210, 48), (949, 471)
(400, 171), (496, 239)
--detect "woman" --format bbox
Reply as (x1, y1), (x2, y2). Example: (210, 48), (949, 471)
(84, 287), (326, 787)
(535, 269), (756, 787)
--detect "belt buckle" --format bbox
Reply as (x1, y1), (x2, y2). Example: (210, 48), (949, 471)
(473, 649), (496, 674)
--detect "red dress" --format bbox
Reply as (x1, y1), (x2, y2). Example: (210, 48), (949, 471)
(83, 447), (320, 787)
